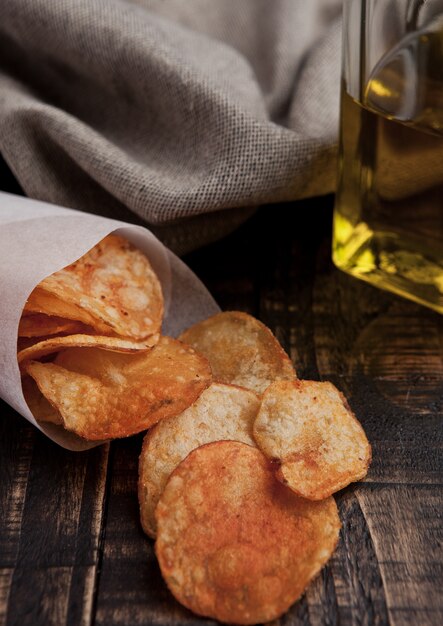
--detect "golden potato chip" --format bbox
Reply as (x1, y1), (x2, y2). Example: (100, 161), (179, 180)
(155, 441), (340, 625)
(38, 235), (163, 340)
(18, 314), (89, 338)
(253, 380), (371, 500)
(17, 336), (47, 354)
(179, 311), (296, 394)
(17, 333), (158, 366)
(21, 376), (63, 425)
(139, 383), (260, 538)
(24, 287), (114, 334)
(23, 337), (212, 440)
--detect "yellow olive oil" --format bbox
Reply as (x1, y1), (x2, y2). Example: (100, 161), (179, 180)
(333, 28), (443, 313)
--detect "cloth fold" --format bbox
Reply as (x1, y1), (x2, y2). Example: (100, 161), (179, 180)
(0, 0), (341, 253)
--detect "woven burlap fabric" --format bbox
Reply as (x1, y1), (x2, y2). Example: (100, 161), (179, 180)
(0, 0), (341, 253)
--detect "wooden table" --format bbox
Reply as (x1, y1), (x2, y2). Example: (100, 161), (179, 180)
(1, 192), (442, 626)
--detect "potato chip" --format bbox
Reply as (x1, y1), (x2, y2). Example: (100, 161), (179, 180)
(17, 336), (46, 354)
(253, 380), (371, 500)
(38, 234), (163, 340)
(21, 376), (63, 425)
(155, 441), (340, 625)
(17, 333), (158, 366)
(18, 314), (89, 338)
(178, 311), (296, 394)
(23, 337), (212, 440)
(24, 287), (114, 334)
(139, 383), (260, 538)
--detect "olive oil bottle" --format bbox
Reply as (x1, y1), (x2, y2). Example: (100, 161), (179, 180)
(333, 27), (443, 313)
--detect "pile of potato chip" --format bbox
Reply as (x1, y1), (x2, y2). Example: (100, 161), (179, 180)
(139, 311), (371, 624)
(18, 234), (212, 439)
(18, 235), (371, 624)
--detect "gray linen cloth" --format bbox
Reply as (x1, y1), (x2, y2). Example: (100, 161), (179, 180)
(0, 0), (342, 253)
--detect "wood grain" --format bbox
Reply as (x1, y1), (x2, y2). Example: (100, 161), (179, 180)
(0, 194), (442, 625)
(0, 411), (109, 626)
(357, 484), (443, 625)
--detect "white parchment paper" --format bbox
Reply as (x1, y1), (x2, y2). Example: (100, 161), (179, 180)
(0, 192), (220, 451)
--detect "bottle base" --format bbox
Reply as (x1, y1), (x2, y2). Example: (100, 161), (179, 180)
(332, 223), (443, 314)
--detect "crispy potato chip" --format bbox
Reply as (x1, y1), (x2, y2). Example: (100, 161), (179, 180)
(253, 380), (371, 500)
(139, 383), (260, 538)
(24, 287), (114, 334)
(17, 333), (158, 366)
(17, 336), (47, 354)
(38, 235), (163, 340)
(21, 376), (63, 425)
(23, 337), (212, 440)
(178, 311), (296, 394)
(155, 441), (340, 625)
(18, 314), (90, 338)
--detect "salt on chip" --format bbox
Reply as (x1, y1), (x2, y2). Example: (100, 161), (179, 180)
(253, 380), (371, 500)
(38, 234), (163, 340)
(23, 337), (212, 440)
(18, 314), (89, 338)
(179, 311), (296, 394)
(17, 333), (158, 366)
(21, 376), (63, 425)
(139, 383), (260, 538)
(155, 441), (340, 625)
(24, 287), (114, 334)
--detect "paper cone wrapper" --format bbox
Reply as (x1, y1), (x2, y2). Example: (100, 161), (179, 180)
(0, 192), (219, 450)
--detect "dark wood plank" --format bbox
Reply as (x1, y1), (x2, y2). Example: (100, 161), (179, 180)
(0, 411), (34, 569)
(0, 408), (35, 625)
(357, 483), (443, 624)
(0, 404), (109, 626)
(333, 490), (390, 626)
